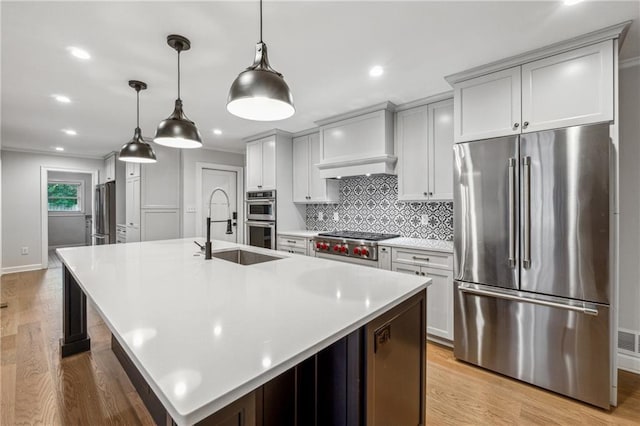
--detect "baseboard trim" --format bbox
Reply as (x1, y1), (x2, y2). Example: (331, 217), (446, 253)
(1, 263), (45, 274)
(618, 352), (640, 374)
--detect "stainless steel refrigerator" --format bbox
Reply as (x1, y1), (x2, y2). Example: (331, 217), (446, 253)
(93, 181), (116, 245)
(453, 123), (612, 409)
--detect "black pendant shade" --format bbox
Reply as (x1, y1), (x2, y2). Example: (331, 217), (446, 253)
(119, 80), (157, 163)
(227, 0), (294, 121)
(154, 34), (202, 149)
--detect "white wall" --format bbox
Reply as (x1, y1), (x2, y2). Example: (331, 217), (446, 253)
(618, 61), (640, 336)
(47, 171), (92, 248)
(181, 148), (244, 238)
(1, 150), (103, 272)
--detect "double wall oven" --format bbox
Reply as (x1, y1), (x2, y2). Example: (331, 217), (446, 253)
(245, 190), (276, 249)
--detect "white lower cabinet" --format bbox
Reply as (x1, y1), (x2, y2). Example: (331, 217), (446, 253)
(391, 247), (454, 345)
(277, 234), (312, 255)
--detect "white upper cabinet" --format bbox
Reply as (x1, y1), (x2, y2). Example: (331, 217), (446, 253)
(246, 136), (276, 191)
(449, 37), (616, 142)
(453, 67), (521, 143)
(396, 105), (430, 201)
(521, 40), (613, 133)
(396, 98), (454, 201)
(292, 133), (339, 203)
(429, 100), (455, 200)
(104, 153), (116, 182)
(292, 135), (309, 202)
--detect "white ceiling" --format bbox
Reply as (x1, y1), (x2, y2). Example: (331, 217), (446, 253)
(2, 1), (639, 157)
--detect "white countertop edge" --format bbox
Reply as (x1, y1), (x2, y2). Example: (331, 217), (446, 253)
(58, 245), (430, 425)
(379, 238), (454, 253)
(277, 230), (322, 238)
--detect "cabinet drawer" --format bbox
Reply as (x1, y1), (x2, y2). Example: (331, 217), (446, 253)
(392, 248), (452, 270)
(277, 236), (306, 248)
(281, 246), (307, 256)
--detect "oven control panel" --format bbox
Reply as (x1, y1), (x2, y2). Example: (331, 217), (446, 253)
(312, 238), (378, 261)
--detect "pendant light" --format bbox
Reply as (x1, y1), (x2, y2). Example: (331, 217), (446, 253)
(227, 0), (295, 121)
(119, 80), (157, 163)
(154, 35), (203, 148)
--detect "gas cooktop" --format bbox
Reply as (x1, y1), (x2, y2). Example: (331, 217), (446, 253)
(317, 231), (401, 241)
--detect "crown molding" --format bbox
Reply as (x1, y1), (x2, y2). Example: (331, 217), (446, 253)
(445, 21), (632, 85)
(242, 128), (293, 143)
(1, 147), (104, 160)
(394, 91), (453, 112)
(620, 56), (640, 69)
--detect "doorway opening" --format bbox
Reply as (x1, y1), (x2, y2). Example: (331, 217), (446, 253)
(41, 166), (98, 269)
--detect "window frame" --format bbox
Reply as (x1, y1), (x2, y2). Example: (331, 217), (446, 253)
(47, 179), (84, 215)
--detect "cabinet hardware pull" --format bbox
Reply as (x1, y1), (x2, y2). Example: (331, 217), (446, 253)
(412, 256), (430, 262)
(287, 240), (296, 244)
(513, 123), (519, 129)
(429, 192), (433, 196)
(523, 121), (529, 128)
(423, 192), (428, 196)
(421, 272), (426, 276)
(374, 324), (391, 353)
(414, 271), (419, 275)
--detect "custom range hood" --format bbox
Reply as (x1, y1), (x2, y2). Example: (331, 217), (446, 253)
(314, 102), (397, 179)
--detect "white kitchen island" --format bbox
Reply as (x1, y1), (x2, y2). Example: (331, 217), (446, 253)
(57, 238), (429, 425)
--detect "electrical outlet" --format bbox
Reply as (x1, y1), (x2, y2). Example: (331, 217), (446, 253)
(333, 212), (339, 221)
(21, 247), (29, 255)
(421, 215), (429, 226)
(186, 206), (196, 213)
(317, 212), (324, 221)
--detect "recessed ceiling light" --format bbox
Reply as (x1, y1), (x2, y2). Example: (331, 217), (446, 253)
(67, 46), (91, 60)
(369, 65), (384, 77)
(62, 129), (77, 136)
(213, 129), (222, 135)
(564, 0), (583, 5)
(52, 94), (71, 103)
(55, 147), (64, 151)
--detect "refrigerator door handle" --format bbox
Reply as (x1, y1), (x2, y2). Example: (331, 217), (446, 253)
(508, 158), (516, 267)
(458, 283), (599, 316)
(522, 156), (531, 269)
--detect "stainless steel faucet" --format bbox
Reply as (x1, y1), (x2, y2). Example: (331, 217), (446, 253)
(205, 187), (233, 259)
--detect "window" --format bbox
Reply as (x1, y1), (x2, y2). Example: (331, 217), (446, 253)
(48, 181), (83, 212)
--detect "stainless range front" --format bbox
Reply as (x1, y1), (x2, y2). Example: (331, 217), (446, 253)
(312, 231), (400, 264)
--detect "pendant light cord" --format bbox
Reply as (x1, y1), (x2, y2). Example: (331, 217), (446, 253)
(136, 89), (140, 128)
(177, 50), (181, 100)
(259, 0), (263, 42)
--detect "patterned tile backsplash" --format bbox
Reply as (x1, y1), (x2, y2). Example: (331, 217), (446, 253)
(305, 175), (454, 241)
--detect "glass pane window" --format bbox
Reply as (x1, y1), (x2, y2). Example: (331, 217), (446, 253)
(48, 182), (83, 212)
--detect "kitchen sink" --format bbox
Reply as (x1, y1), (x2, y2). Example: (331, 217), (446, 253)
(211, 249), (282, 266)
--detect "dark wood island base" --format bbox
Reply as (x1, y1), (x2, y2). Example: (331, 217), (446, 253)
(112, 292), (426, 426)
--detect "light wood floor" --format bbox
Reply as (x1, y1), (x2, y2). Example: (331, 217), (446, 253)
(1, 267), (639, 425)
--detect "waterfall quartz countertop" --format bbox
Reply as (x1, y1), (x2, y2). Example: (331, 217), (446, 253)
(57, 238), (430, 425)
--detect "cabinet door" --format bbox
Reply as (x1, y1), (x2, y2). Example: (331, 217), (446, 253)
(453, 66), (521, 142)
(126, 162), (140, 178)
(292, 136), (310, 202)
(261, 136), (277, 190)
(246, 140), (263, 191)
(428, 99), (454, 200)
(378, 246), (391, 270)
(423, 267), (454, 341)
(396, 106), (429, 201)
(105, 154), (116, 182)
(521, 40), (613, 133)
